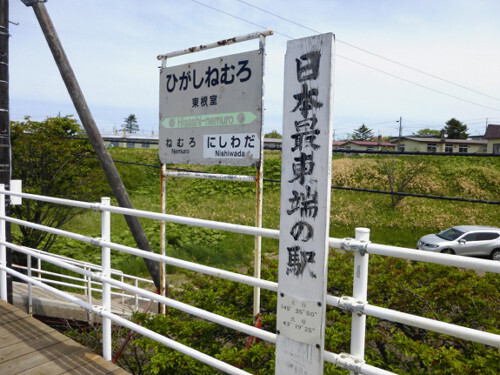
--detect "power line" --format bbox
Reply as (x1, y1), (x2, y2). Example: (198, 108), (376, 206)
(337, 54), (500, 112)
(365, 120), (399, 127)
(236, 0), (500, 103)
(191, 0), (500, 113)
(190, 0), (293, 39)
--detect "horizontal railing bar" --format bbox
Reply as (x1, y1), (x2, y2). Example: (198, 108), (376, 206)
(367, 242), (500, 274)
(30, 278), (87, 290)
(2, 215), (101, 244)
(13, 267), (151, 302)
(328, 238), (500, 274)
(0, 190), (280, 239)
(0, 218), (279, 292)
(141, 251), (278, 292)
(102, 206), (280, 239)
(5, 215), (499, 345)
(4, 267), (93, 309)
(39, 254), (151, 283)
(325, 296), (500, 348)
(98, 272), (277, 343)
(108, 291), (149, 302)
(5, 192), (498, 273)
(105, 311), (252, 375)
(23, 281), (146, 300)
(12, 213), (497, 294)
(31, 252), (107, 270)
(363, 302), (500, 348)
(5, 243), (277, 343)
(164, 171), (256, 182)
(324, 351), (397, 375)
(3, 266), (251, 375)
(10, 239), (499, 348)
(12, 265), (86, 283)
(6, 219), (499, 345)
(0, 189), (102, 210)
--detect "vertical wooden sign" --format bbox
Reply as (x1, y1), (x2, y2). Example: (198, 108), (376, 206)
(275, 33), (335, 374)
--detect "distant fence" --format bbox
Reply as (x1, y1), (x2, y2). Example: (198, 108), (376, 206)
(1, 187), (499, 374)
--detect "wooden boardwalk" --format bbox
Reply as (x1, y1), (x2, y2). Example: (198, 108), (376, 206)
(0, 300), (129, 374)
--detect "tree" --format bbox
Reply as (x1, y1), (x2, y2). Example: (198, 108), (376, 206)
(378, 157), (428, 208)
(442, 118), (468, 139)
(11, 116), (109, 252)
(352, 124), (374, 141)
(122, 114), (139, 134)
(264, 130), (282, 138)
(413, 128), (441, 137)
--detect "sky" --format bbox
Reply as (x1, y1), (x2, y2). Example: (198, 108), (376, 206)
(8, 0), (500, 140)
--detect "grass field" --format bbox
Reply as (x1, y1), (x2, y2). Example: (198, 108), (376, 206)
(42, 148), (500, 374)
(48, 148), (499, 280)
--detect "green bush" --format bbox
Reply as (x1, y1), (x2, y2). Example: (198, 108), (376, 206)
(104, 255), (500, 374)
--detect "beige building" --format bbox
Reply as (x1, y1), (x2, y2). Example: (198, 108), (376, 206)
(484, 124), (500, 154)
(332, 140), (396, 151)
(390, 136), (486, 154)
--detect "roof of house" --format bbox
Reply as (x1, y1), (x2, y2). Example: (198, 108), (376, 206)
(332, 141), (396, 147)
(392, 136), (486, 145)
(484, 124), (500, 139)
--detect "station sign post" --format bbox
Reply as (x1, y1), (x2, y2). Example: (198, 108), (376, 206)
(275, 33), (335, 374)
(159, 50), (263, 167)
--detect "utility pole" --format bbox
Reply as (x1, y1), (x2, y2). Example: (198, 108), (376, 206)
(21, 0), (161, 288)
(0, 0), (12, 303)
(397, 116), (402, 152)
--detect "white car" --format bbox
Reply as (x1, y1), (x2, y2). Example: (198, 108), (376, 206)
(417, 225), (500, 260)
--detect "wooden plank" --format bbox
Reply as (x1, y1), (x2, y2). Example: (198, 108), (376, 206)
(0, 309), (27, 325)
(0, 329), (72, 362)
(0, 338), (84, 374)
(108, 368), (130, 375)
(0, 301), (129, 374)
(0, 300), (18, 314)
(0, 317), (55, 349)
(14, 347), (123, 375)
(58, 351), (129, 375)
(13, 350), (87, 375)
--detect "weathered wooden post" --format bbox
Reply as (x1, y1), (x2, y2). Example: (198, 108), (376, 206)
(275, 33), (335, 374)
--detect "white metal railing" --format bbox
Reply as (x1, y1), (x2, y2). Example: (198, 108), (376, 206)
(12, 250), (154, 314)
(0, 187), (499, 375)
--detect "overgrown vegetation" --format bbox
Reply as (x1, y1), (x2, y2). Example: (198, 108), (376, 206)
(68, 256), (499, 374)
(10, 116), (109, 252)
(38, 146), (498, 374)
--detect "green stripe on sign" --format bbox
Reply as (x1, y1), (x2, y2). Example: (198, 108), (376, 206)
(162, 112), (257, 129)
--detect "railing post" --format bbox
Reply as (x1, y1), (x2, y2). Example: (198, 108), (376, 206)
(28, 254), (33, 315)
(86, 265), (93, 323)
(135, 278), (139, 311)
(101, 197), (112, 361)
(121, 274), (125, 306)
(0, 184), (6, 302)
(350, 227), (370, 372)
(37, 257), (41, 280)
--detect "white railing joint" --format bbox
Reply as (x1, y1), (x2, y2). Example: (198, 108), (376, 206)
(338, 295), (367, 315)
(340, 238), (369, 256)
